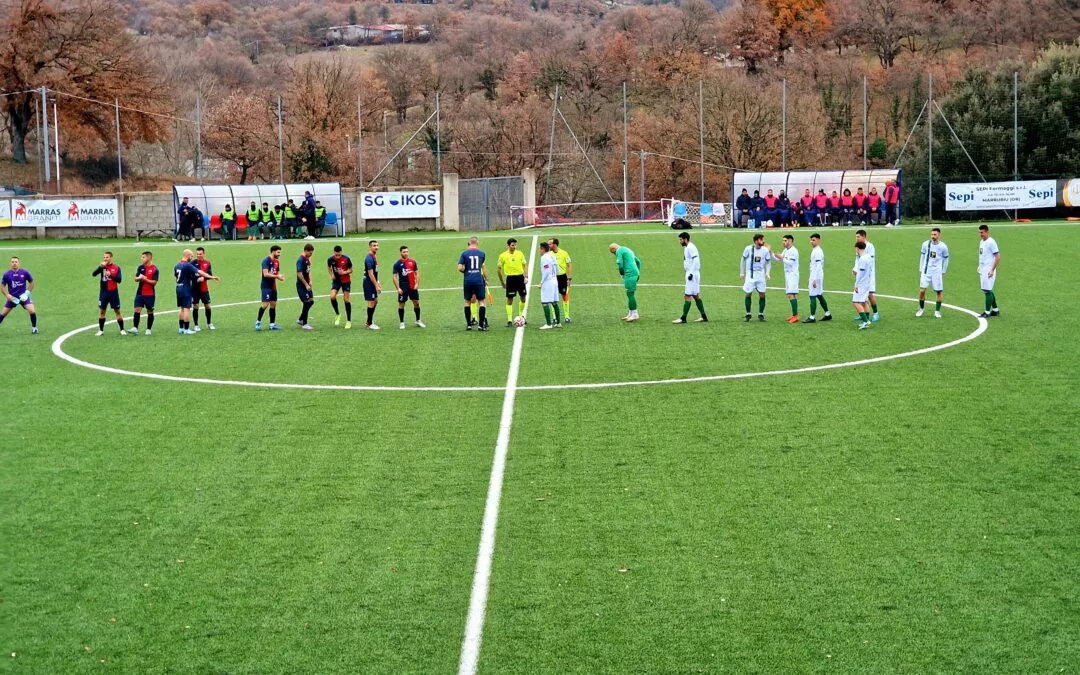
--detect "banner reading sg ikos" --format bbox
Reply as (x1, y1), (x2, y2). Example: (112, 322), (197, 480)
(361, 190), (440, 219)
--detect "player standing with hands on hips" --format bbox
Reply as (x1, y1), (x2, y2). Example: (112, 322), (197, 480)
(916, 227), (949, 318)
(673, 232), (708, 323)
(0, 256), (37, 333)
(978, 224), (1001, 318)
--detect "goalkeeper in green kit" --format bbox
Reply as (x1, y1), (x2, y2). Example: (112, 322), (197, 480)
(610, 243), (641, 322)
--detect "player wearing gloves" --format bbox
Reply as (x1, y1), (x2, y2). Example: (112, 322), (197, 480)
(0, 256), (37, 333)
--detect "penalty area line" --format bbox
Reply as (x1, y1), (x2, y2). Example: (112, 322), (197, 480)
(458, 234), (538, 675)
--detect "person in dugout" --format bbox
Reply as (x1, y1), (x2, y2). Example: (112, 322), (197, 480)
(763, 189), (778, 226)
(853, 188), (869, 225)
(246, 202), (262, 241)
(219, 204), (236, 241)
(828, 191), (842, 225)
(800, 189), (816, 227)
(749, 190), (765, 228)
(776, 190), (793, 227)
(868, 187), (882, 224)
(814, 189), (829, 226)
(734, 188), (752, 228)
(840, 189), (855, 225)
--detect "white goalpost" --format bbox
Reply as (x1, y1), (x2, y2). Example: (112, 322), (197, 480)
(510, 201), (665, 229)
(661, 199), (733, 228)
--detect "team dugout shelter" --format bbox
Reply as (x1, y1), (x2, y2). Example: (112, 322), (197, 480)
(172, 183), (345, 237)
(732, 169), (902, 226)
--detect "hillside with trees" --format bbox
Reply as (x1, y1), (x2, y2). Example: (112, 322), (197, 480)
(2, 0), (1079, 210)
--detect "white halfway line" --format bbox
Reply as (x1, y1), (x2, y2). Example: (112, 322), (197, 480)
(459, 234), (539, 675)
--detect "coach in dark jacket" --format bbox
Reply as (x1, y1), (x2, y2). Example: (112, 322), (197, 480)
(749, 190), (765, 229)
(734, 189), (752, 228)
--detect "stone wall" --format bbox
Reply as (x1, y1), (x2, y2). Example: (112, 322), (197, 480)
(123, 192), (176, 237)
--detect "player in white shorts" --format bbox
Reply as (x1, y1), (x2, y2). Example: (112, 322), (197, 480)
(537, 241), (562, 329)
(674, 232), (708, 323)
(772, 234), (801, 323)
(977, 224), (1001, 317)
(852, 240), (874, 329)
(803, 233), (832, 323)
(740, 233), (772, 321)
(916, 227), (949, 318)
(854, 229), (879, 321)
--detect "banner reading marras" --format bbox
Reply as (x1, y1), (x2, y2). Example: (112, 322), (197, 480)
(11, 199), (120, 227)
(361, 191), (440, 219)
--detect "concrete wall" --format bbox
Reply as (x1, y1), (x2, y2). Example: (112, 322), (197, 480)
(123, 191), (175, 237)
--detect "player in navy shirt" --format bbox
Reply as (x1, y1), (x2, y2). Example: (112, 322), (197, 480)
(174, 249), (218, 334)
(295, 243), (316, 330)
(191, 247), (216, 331)
(392, 245), (424, 329)
(256, 245), (286, 331)
(92, 250), (126, 336)
(362, 240), (382, 330)
(457, 236), (489, 330)
(0, 256), (38, 333)
(130, 251), (159, 336)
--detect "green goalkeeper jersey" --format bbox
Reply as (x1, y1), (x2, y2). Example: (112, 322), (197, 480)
(616, 246), (641, 278)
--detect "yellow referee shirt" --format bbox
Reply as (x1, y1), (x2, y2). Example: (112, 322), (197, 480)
(497, 250), (527, 276)
(553, 248), (572, 275)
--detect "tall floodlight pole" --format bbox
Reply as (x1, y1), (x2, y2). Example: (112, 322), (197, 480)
(435, 92), (442, 183)
(623, 81), (629, 220)
(53, 97), (61, 193)
(115, 98), (123, 191)
(41, 87), (51, 185)
(928, 74), (933, 223)
(1013, 71), (1019, 222)
(357, 93), (364, 187)
(863, 76), (868, 170)
(698, 80), (705, 203)
(639, 149), (646, 220)
(782, 79), (787, 172)
(277, 96), (285, 183)
(545, 84), (560, 202)
(195, 95), (203, 182)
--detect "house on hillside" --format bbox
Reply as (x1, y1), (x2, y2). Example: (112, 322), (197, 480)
(325, 24), (431, 45)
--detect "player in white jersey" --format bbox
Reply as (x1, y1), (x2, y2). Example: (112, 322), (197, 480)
(977, 224), (1001, 318)
(854, 229), (879, 321)
(772, 234), (801, 323)
(803, 233), (832, 323)
(673, 232), (708, 323)
(916, 227), (950, 318)
(537, 241), (562, 329)
(852, 241), (874, 330)
(740, 233), (772, 321)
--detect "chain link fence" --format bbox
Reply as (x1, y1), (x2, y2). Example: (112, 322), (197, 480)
(458, 177), (523, 232)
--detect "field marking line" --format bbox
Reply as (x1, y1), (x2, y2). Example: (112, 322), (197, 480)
(4, 219), (1078, 252)
(458, 234), (539, 675)
(50, 284), (988, 393)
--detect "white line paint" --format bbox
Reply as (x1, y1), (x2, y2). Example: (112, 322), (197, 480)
(458, 234), (539, 675)
(51, 285), (987, 393)
(5, 219), (1077, 252)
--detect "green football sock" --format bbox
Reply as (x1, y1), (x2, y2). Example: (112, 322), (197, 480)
(682, 300), (691, 319)
(810, 296), (818, 315)
(790, 298), (798, 316)
(919, 298), (925, 309)
(935, 300), (941, 311)
(553, 302), (562, 323)
(695, 298), (706, 317)
(990, 292), (998, 309)
(627, 290), (637, 311)
(543, 304), (552, 325)
(744, 296), (752, 314)
(985, 292), (993, 312)
(871, 302), (878, 313)
(819, 295), (829, 312)
(758, 297), (766, 314)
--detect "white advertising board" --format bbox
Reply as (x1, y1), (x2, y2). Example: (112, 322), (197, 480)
(945, 180), (1056, 211)
(361, 191), (440, 219)
(10, 198), (120, 227)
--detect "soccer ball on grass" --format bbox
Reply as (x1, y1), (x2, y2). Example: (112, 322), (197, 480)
(513, 315), (527, 328)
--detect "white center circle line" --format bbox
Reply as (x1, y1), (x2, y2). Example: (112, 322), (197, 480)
(51, 284), (988, 392)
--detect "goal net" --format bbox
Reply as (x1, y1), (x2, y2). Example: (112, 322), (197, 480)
(661, 199), (733, 227)
(511, 201), (664, 229)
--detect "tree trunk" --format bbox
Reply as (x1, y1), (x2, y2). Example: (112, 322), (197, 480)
(10, 126), (27, 164)
(6, 95), (34, 164)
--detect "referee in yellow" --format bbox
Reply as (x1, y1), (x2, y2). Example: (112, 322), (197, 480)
(548, 238), (573, 323)
(497, 237), (529, 326)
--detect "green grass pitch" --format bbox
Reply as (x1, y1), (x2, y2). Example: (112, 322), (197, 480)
(2, 222), (1078, 673)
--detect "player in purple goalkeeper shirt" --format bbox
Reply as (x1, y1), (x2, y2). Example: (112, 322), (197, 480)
(1, 256), (38, 333)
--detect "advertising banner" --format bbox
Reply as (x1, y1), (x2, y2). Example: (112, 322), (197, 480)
(945, 181), (1056, 211)
(10, 199), (121, 227)
(361, 191), (440, 219)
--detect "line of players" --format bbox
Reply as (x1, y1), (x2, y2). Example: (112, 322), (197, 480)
(0, 227), (1001, 335)
(723, 224), (1001, 330)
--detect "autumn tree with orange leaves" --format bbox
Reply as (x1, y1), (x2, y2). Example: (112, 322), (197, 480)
(0, 0), (169, 164)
